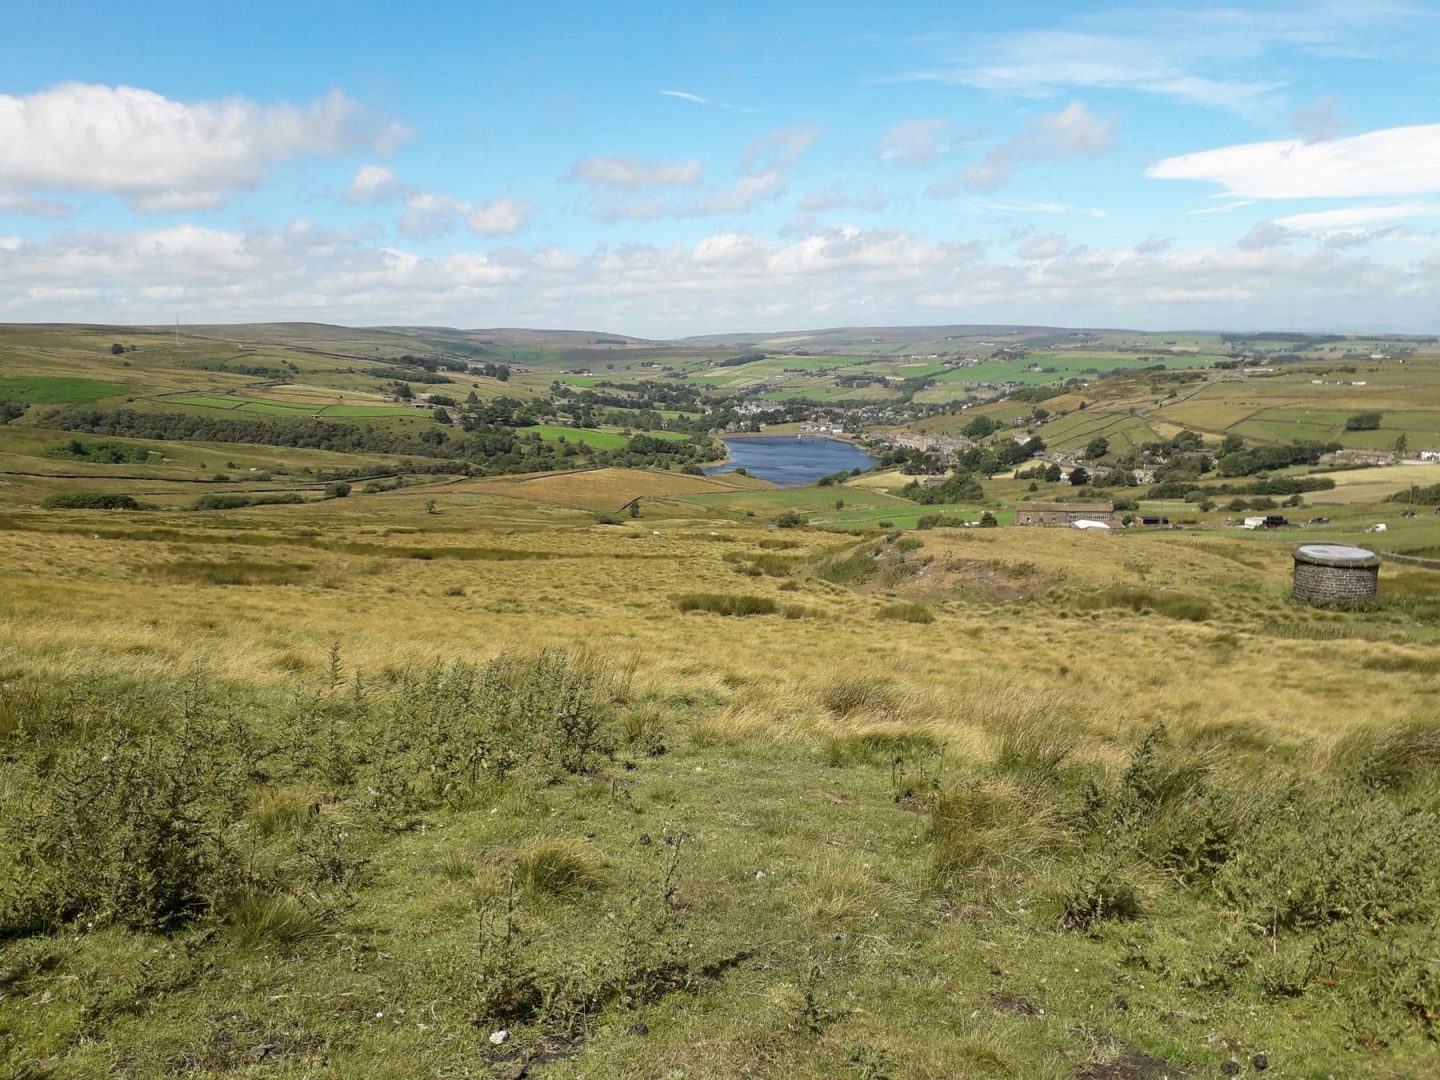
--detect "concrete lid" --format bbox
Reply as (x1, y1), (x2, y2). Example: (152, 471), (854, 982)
(1294, 544), (1381, 568)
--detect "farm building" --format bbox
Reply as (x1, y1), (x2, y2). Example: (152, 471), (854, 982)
(1292, 544), (1380, 607)
(1014, 501), (1115, 526)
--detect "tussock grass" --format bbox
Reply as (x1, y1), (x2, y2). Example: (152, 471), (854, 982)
(1361, 652), (1440, 676)
(248, 786), (320, 838)
(1073, 586), (1214, 622)
(225, 891), (330, 951)
(820, 677), (898, 719)
(515, 838), (605, 899)
(821, 728), (943, 767)
(876, 600), (934, 623)
(146, 558), (314, 586)
(675, 592), (778, 616)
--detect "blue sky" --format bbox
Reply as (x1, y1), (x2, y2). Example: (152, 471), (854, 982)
(1, 1), (1438, 334)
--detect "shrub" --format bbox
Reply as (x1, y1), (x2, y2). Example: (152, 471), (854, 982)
(1055, 863), (1143, 930)
(812, 546), (877, 586)
(675, 593), (777, 616)
(189, 494), (253, 511)
(877, 601), (934, 624)
(776, 510), (807, 529)
(324, 482), (352, 499)
(3, 720), (247, 931)
(41, 492), (140, 510)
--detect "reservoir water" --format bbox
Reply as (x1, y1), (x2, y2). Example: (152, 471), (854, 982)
(705, 435), (877, 487)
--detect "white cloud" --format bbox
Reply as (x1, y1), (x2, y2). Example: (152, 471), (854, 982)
(4, 217), (1436, 336)
(466, 197), (537, 236)
(876, 118), (979, 166)
(696, 172), (788, 215)
(796, 183), (890, 214)
(963, 102), (1113, 191)
(1016, 233), (1069, 260)
(739, 126), (821, 175)
(0, 192), (73, 218)
(1291, 95), (1346, 142)
(1273, 204), (1440, 231)
(1237, 221), (1298, 250)
(565, 155), (703, 188)
(0, 83), (409, 212)
(343, 164), (409, 205)
(397, 193), (469, 238)
(1147, 123), (1440, 199)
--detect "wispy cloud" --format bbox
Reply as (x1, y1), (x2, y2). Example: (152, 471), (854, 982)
(565, 155), (704, 188)
(874, 118), (984, 166)
(660, 89), (756, 114)
(961, 102), (1113, 192)
(931, 193), (1109, 219)
(1148, 123), (1440, 199)
(882, 4), (1419, 115)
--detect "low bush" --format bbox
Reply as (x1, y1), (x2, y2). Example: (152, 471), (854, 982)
(41, 492), (140, 510)
(876, 601), (934, 623)
(675, 592), (777, 616)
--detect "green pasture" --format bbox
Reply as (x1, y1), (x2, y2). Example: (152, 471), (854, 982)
(0, 376), (129, 404)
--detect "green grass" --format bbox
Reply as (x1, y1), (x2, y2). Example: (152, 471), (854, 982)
(0, 376), (128, 404)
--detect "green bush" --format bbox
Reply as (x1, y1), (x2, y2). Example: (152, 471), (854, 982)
(876, 601), (934, 623)
(41, 492), (140, 510)
(675, 593), (778, 616)
(3, 718), (248, 931)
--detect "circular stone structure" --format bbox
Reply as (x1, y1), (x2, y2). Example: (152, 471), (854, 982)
(1292, 544), (1381, 607)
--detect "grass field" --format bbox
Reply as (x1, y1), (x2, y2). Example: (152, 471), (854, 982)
(0, 375), (129, 403)
(2, 324), (1440, 1078)
(3, 482), (1439, 1077)
(528, 425), (689, 450)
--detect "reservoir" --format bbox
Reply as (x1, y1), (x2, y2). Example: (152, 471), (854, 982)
(705, 435), (877, 487)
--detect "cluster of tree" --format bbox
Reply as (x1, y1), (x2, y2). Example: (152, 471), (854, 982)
(714, 352), (765, 368)
(1214, 440), (1339, 477)
(472, 361), (511, 381)
(1, 401), (27, 423)
(189, 492), (307, 511)
(387, 353), (469, 374)
(1345, 411), (1382, 431)
(1147, 474), (1336, 500)
(41, 492), (141, 510)
(1386, 483), (1440, 505)
(45, 438), (158, 465)
(901, 470), (985, 504)
(377, 367), (454, 385)
(43, 407), (468, 460)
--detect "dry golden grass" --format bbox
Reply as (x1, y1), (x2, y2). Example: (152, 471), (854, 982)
(1, 486), (1432, 765)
